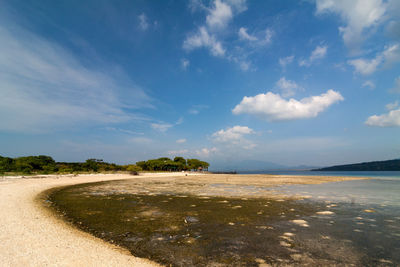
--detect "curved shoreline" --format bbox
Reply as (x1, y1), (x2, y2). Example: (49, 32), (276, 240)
(0, 173), (365, 266)
(0, 173), (184, 267)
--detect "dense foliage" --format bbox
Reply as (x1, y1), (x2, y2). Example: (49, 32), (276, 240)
(313, 159), (400, 171)
(0, 155), (128, 174)
(0, 155), (210, 174)
(136, 157), (209, 171)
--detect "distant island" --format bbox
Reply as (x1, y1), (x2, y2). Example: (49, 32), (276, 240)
(313, 159), (400, 171)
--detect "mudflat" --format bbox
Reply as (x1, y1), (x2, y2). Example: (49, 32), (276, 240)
(0, 173), (364, 266)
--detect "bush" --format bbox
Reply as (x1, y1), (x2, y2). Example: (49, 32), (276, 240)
(126, 165), (142, 175)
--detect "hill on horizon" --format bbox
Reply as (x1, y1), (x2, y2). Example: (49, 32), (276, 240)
(313, 159), (400, 171)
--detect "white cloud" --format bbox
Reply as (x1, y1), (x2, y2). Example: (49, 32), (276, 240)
(276, 77), (302, 97)
(176, 138), (187, 144)
(0, 25), (151, 133)
(382, 43), (400, 65)
(238, 27), (272, 46)
(316, 0), (387, 52)
(310, 45), (328, 61)
(206, 0), (233, 30)
(299, 45), (328, 66)
(391, 76), (400, 93)
(365, 108), (400, 127)
(386, 101), (399, 110)
(151, 117), (183, 132)
(347, 56), (382, 75)
(183, 26), (225, 56)
(183, 0), (247, 60)
(196, 147), (218, 157)
(151, 123), (173, 132)
(362, 80), (376, 89)
(238, 27), (257, 41)
(168, 149), (189, 155)
(279, 55), (294, 68)
(212, 125), (254, 143)
(348, 44), (400, 75)
(138, 13), (149, 31)
(181, 58), (190, 70)
(232, 90), (344, 121)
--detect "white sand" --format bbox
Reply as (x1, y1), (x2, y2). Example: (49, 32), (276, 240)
(0, 173), (189, 267)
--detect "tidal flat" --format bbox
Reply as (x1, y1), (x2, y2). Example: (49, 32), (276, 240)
(45, 175), (399, 266)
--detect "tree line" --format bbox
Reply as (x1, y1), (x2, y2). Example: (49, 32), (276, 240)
(136, 157), (209, 171)
(0, 155), (209, 175)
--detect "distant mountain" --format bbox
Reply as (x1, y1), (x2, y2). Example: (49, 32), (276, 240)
(313, 159), (400, 171)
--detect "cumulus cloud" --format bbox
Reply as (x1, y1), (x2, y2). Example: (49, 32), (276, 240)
(0, 25), (151, 133)
(232, 90), (344, 121)
(348, 44), (400, 75)
(365, 108), (400, 127)
(276, 77), (302, 97)
(362, 80), (376, 89)
(212, 125), (254, 143)
(315, 0), (387, 52)
(176, 138), (187, 144)
(183, 26), (225, 56)
(138, 13), (149, 31)
(279, 55), (294, 68)
(299, 45), (328, 66)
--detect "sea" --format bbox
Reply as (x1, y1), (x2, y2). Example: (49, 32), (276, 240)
(239, 171), (400, 206)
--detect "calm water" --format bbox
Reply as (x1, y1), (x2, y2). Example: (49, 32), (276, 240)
(240, 170), (400, 178)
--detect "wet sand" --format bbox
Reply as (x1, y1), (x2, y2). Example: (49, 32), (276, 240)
(0, 173), (365, 266)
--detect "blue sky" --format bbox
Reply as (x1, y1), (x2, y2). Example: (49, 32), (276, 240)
(0, 0), (399, 167)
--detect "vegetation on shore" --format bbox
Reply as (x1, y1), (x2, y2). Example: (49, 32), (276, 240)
(136, 157), (209, 172)
(313, 158), (400, 171)
(0, 155), (209, 175)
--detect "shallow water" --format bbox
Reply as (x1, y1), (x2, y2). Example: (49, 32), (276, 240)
(47, 178), (400, 266)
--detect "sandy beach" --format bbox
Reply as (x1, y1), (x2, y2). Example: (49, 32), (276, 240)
(0, 173), (365, 266)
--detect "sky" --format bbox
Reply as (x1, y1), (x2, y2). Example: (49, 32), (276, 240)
(0, 0), (399, 168)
